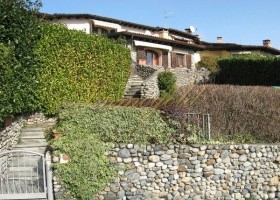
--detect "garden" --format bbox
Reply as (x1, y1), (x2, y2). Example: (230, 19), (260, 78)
(1, 0), (280, 199)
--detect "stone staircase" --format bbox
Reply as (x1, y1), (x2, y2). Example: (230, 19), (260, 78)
(13, 127), (48, 154)
(124, 75), (143, 98)
(0, 122), (55, 199)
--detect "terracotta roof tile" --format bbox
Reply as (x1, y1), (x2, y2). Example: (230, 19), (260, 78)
(108, 31), (205, 51)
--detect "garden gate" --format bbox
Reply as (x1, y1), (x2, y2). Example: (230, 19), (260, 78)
(0, 150), (52, 200)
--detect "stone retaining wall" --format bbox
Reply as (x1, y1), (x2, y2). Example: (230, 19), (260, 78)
(95, 144), (280, 200)
(0, 117), (27, 152)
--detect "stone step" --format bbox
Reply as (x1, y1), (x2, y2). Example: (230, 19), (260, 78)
(20, 131), (45, 137)
(16, 140), (48, 147)
(12, 147), (46, 154)
(127, 88), (141, 93)
(124, 93), (141, 98)
(21, 128), (44, 132)
(19, 138), (47, 144)
(21, 135), (45, 139)
(128, 80), (143, 84)
(129, 85), (142, 88)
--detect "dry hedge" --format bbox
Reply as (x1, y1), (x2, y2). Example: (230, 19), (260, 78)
(114, 85), (280, 143)
(164, 85), (280, 143)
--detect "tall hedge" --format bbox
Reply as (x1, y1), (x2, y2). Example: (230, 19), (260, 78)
(217, 55), (280, 86)
(0, 44), (15, 122)
(34, 23), (131, 114)
(0, 0), (42, 123)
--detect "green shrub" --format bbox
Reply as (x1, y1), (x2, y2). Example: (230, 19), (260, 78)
(50, 104), (175, 199)
(0, 44), (16, 122)
(217, 55), (280, 86)
(158, 71), (176, 97)
(196, 57), (219, 73)
(0, 0), (42, 123)
(34, 23), (131, 115)
(163, 84), (280, 143)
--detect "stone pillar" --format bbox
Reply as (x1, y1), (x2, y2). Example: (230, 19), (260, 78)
(168, 51), (172, 68)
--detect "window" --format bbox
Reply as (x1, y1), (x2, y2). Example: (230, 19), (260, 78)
(145, 50), (159, 66)
(146, 51), (153, 65)
(91, 25), (108, 35)
(176, 54), (185, 67)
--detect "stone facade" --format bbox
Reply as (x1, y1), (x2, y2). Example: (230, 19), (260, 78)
(93, 144), (280, 200)
(168, 68), (211, 88)
(125, 64), (211, 99)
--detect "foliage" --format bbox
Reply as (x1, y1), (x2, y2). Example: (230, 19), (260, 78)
(162, 84), (280, 143)
(0, 0), (42, 123)
(55, 103), (174, 144)
(217, 55), (280, 86)
(0, 0), (42, 58)
(158, 71), (176, 97)
(196, 56), (219, 73)
(50, 103), (174, 199)
(0, 44), (15, 122)
(52, 133), (115, 200)
(34, 23), (131, 115)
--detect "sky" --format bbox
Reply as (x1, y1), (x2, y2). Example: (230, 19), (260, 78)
(40, 0), (280, 49)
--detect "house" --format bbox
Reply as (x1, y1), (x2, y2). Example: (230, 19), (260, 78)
(42, 13), (280, 98)
(201, 37), (280, 58)
(42, 13), (204, 69)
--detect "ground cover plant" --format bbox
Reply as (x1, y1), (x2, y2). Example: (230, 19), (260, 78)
(50, 103), (175, 199)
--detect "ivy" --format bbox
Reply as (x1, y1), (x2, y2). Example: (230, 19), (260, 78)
(50, 104), (175, 199)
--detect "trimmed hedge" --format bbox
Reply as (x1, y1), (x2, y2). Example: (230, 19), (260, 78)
(0, 44), (15, 122)
(217, 55), (280, 86)
(0, 0), (42, 123)
(162, 85), (280, 143)
(35, 23), (131, 114)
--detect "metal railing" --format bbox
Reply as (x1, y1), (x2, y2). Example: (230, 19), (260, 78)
(184, 113), (211, 140)
(0, 150), (47, 199)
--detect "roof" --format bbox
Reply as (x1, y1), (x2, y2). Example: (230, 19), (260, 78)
(202, 41), (280, 55)
(108, 31), (205, 51)
(40, 13), (200, 40)
(40, 13), (280, 55)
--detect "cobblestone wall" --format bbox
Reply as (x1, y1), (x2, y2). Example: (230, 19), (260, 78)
(94, 144), (280, 200)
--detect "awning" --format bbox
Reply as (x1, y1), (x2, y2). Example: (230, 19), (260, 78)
(134, 40), (172, 51)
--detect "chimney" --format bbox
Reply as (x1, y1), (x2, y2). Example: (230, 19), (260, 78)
(185, 28), (191, 34)
(263, 39), (271, 47)
(217, 36), (223, 43)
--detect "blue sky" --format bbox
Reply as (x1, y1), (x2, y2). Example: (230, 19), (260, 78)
(41, 0), (280, 49)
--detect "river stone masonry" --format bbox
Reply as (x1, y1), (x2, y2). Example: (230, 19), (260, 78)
(94, 144), (280, 200)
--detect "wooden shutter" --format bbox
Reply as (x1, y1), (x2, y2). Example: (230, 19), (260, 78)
(186, 54), (192, 68)
(171, 52), (178, 68)
(162, 51), (168, 68)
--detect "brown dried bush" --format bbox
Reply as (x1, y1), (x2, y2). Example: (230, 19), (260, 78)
(163, 85), (280, 143)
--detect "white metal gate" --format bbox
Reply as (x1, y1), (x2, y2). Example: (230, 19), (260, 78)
(0, 150), (47, 199)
